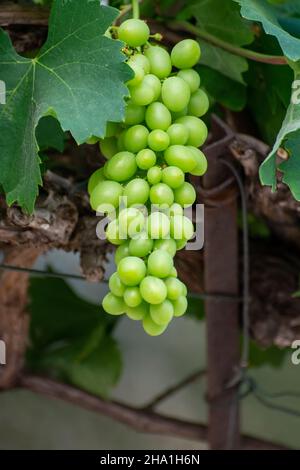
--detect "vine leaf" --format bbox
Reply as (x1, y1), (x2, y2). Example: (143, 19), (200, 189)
(181, 0), (254, 84)
(259, 66), (300, 198)
(234, 0), (300, 61)
(27, 277), (122, 398)
(0, 0), (132, 213)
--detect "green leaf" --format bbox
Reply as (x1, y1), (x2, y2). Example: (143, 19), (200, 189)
(235, 0), (300, 61)
(36, 116), (65, 152)
(197, 65), (247, 111)
(259, 66), (300, 197)
(200, 41), (248, 84)
(27, 277), (122, 398)
(0, 0), (131, 213)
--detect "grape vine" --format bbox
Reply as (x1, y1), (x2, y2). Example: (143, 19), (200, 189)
(88, 13), (208, 336)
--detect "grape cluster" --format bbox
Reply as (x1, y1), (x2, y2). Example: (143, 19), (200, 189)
(88, 19), (208, 336)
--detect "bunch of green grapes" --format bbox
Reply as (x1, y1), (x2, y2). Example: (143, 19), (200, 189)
(88, 18), (208, 336)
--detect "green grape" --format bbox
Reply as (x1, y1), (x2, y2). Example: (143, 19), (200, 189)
(99, 137), (119, 160)
(176, 116), (208, 147)
(173, 182), (196, 207)
(129, 234), (153, 257)
(115, 242), (130, 265)
(176, 239), (187, 250)
(105, 122), (120, 138)
(147, 249), (174, 278)
(106, 219), (125, 245)
(161, 166), (185, 189)
(105, 151), (137, 182)
(90, 180), (123, 212)
(136, 149), (157, 170)
(118, 19), (150, 47)
(127, 61), (144, 87)
(123, 178), (150, 206)
(145, 102), (172, 131)
(147, 212), (170, 239)
(170, 215), (194, 240)
(126, 301), (148, 321)
(88, 168), (106, 195)
(148, 130), (170, 152)
(171, 39), (201, 69)
(161, 77), (191, 112)
(169, 203), (184, 217)
(124, 287), (143, 308)
(188, 89), (209, 117)
(143, 315), (167, 336)
(182, 283), (188, 296)
(164, 145), (197, 173)
(188, 146), (208, 176)
(117, 256), (147, 286)
(118, 207), (145, 238)
(129, 53), (151, 74)
(147, 166), (162, 185)
(144, 45), (172, 79)
(165, 277), (184, 301)
(124, 125), (149, 153)
(177, 69), (201, 93)
(109, 272), (126, 297)
(150, 300), (174, 325)
(140, 276), (167, 304)
(167, 123), (189, 146)
(130, 79), (155, 106)
(153, 238), (177, 257)
(117, 130), (127, 151)
(150, 183), (174, 207)
(103, 293), (125, 316)
(170, 266), (178, 277)
(124, 101), (145, 126)
(143, 74), (162, 101)
(86, 136), (99, 145)
(172, 296), (188, 317)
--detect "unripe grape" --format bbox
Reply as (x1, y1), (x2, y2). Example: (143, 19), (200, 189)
(167, 123), (189, 145)
(147, 212), (170, 239)
(103, 293), (125, 316)
(105, 122), (121, 138)
(170, 266), (178, 277)
(188, 89), (209, 117)
(150, 300), (174, 325)
(173, 182), (196, 207)
(165, 277), (185, 301)
(106, 219), (125, 245)
(176, 116), (208, 147)
(100, 137), (119, 160)
(161, 77), (191, 112)
(136, 149), (156, 170)
(86, 136), (99, 145)
(170, 215), (195, 240)
(147, 249), (174, 278)
(105, 151), (137, 182)
(130, 79), (155, 106)
(188, 146), (208, 176)
(118, 207), (145, 238)
(144, 45), (172, 79)
(118, 19), (150, 47)
(145, 102), (172, 131)
(129, 235), (153, 257)
(109, 272), (126, 297)
(161, 166), (185, 189)
(153, 238), (177, 257)
(115, 242), (130, 265)
(129, 53), (151, 74)
(124, 101), (145, 126)
(147, 166), (162, 185)
(171, 39), (201, 69)
(150, 183), (174, 207)
(124, 287), (143, 308)
(88, 168), (106, 195)
(126, 301), (149, 321)
(118, 256), (147, 286)
(124, 125), (149, 153)
(140, 276), (167, 304)
(148, 129), (170, 151)
(177, 69), (201, 93)
(169, 203), (184, 217)
(117, 129), (127, 151)
(90, 180), (123, 212)
(172, 296), (188, 317)
(143, 315), (167, 336)
(164, 145), (197, 173)
(143, 74), (162, 101)
(127, 61), (144, 87)
(123, 178), (150, 206)
(176, 239), (187, 250)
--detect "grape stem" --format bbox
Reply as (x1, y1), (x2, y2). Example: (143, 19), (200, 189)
(132, 0), (140, 20)
(167, 20), (288, 65)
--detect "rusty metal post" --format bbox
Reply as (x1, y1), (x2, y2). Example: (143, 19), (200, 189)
(201, 117), (241, 450)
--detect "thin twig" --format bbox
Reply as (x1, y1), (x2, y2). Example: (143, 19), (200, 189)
(143, 369), (206, 410)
